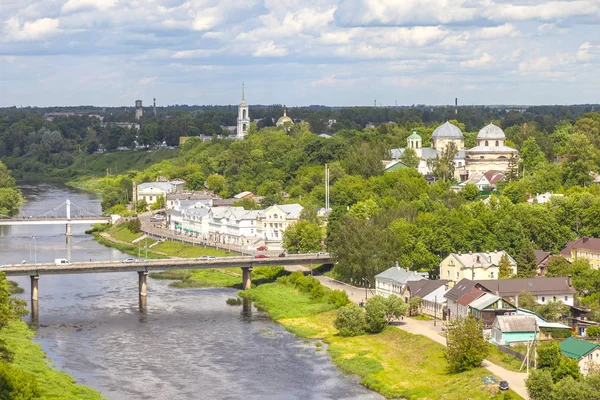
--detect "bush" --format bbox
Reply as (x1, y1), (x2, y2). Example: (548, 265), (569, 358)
(327, 290), (350, 308)
(127, 217), (141, 233)
(0, 362), (40, 399)
(445, 316), (489, 372)
(587, 326), (600, 338)
(334, 305), (365, 337)
(364, 296), (388, 334)
(526, 369), (554, 400)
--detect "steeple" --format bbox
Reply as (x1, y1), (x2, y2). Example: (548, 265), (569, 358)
(242, 82), (245, 102)
(237, 83), (250, 139)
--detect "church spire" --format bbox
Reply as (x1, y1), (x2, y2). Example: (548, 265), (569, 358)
(242, 82), (245, 102)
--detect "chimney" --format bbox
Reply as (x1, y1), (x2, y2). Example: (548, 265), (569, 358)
(476, 255), (480, 263)
(406, 266), (410, 272)
(583, 237), (589, 243)
(458, 250), (462, 255)
(567, 274), (572, 287)
(469, 250), (472, 255)
(395, 260), (400, 270)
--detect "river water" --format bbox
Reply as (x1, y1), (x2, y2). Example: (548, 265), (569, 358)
(1, 182), (381, 400)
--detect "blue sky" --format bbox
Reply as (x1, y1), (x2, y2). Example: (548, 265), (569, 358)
(1, 0), (599, 107)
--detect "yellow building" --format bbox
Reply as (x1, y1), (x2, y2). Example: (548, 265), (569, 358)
(440, 251), (517, 284)
(561, 237), (600, 270)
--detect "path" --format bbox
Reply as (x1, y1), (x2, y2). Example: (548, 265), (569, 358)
(306, 270), (530, 400)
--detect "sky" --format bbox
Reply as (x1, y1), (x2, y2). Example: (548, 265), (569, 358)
(1, 0), (600, 107)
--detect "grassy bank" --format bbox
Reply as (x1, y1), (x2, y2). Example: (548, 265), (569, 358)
(7, 280), (24, 294)
(2, 321), (103, 399)
(241, 283), (520, 400)
(151, 266), (286, 289)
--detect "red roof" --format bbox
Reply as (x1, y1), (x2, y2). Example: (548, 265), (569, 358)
(457, 287), (486, 306)
(561, 237), (600, 256)
(483, 170), (506, 185)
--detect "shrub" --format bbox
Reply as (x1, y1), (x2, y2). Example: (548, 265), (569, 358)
(334, 305), (365, 337)
(445, 316), (489, 372)
(310, 284), (326, 300)
(587, 326), (600, 338)
(327, 290), (350, 308)
(364, 296), (388, 334)
(127, 217), (141, 233)
(0, 362), (40, 399)
(526, 369), (554, 400)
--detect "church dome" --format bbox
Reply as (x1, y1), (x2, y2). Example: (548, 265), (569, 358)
(477, 123), (505, 140)
(276, 109), (293, 126)
(431, 121), (464, 139)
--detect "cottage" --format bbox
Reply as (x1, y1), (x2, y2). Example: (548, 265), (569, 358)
(444, 279), (488, 321)
(561, 237), (600, 270)
(491, 315), (538, 346)
(468, 293), (516, 328)
(560, 337), (600, 375)
(375, 264), (428, 298)
(403, 280), (450, 318)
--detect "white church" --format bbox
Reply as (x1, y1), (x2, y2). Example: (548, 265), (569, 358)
(235, 85), (293, 138)
(393, 121), (519, 180)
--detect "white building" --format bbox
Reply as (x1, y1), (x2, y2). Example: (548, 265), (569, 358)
(465, 124), (519, 175)
(137, 182), (179, 207)
(236, 84), (250, 139)
(375, 263), (428, 298)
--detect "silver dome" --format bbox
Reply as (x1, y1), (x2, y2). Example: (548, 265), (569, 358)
(431, 121), (464, 139)
(477, 123), (505, 140)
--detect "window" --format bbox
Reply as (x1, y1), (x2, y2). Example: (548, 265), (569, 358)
(480, 156), (484, 159)
(455, 271), (459, 279)
(585, 252), (588, 258)
(447, 270), (450, 278)
(490, 272), (494, 278)
(553, 296), (557, 301)
(541, 296), (545, 302)
(485, 140), (489, 146)
(149, 196), (153, 201)
(243, 109), (247, 119)
(565, 296), (568, 302)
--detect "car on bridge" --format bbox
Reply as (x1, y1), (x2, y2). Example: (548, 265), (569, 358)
(255, 254), (269, 259)
(256, 246), (268, 251)
(122, 258), (142, 263)
(196, 256), (217, 261)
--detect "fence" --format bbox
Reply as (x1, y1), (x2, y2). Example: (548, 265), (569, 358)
(496, 345), (526, 362)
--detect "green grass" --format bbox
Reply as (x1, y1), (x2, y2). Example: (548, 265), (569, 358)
(1, 321), (103, 399)
(411, 314), (434, 321)
(92, 233), (166, 259)
(170, 269), (242, 288)
(7, 280), (24, 294)
(150, 241), (233, 258)
(70, 149), (178, 177)
(107, 223), (144, 243)
(239, 283), (337, 320)
(486, 344), (525, 372)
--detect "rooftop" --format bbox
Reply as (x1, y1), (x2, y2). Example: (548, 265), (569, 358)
(431, 121), (464, 140)
(560, 337), (599, 360)
(561, 237), (600, 256)
(477, 123), (506, 140)
(406, 280), (449, 298)
(474, 277), (577, 297)
(376, 266), (428, 285)
(494, 315), (537, 333)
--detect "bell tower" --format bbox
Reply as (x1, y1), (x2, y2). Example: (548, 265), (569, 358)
(236, 83), (250, 139)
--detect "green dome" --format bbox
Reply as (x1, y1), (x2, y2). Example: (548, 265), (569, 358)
(408, 132), (421, 139)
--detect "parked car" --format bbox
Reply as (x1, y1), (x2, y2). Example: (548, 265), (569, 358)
(122, 258), (140, 263)
(316, 252), (327, 256)
(499, 381), (509, 391)
(197, 256), (217, 261)
(254, 254), (269, 259)
(256, 246), (268, 251)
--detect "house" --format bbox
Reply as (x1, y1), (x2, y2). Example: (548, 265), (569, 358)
(534, 250), (552, 276)
(515, 308), (571, 340)
(491, 315), (538, 346)
(382, 160), (409, 173)
(468, 293), (517, 328)
(527, 192), (564, 204)
(440, 251), (517, 283)
(474, 276), (577, 307)
(234, 191), (254, 200)
(375, 263), (428, 298)
(561, 237), (600, 270)
(136, 182), (178, 207)
(444, 280), (487, 320)
(483, 170), (506, 189)
(560, 337), (600, 375)
(403, 279), (450, 318)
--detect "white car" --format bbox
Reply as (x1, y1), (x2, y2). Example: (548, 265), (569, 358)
(196, 256), (217, 261)
(122, 258), (141, 263)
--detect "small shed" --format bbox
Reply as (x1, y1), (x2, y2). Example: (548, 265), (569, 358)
(491, 315), (537, 346)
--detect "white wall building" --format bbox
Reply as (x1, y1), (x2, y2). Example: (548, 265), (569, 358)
(236, 84), (250, 139)
(137, 182), (178, 207)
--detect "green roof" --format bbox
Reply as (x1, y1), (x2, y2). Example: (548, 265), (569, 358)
(385, 161), (409, 172)
(408, 132), (421, 139)
(560, 337), (599, 359)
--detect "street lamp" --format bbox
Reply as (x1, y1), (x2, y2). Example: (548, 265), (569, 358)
(29, 236), (37, 266)
(362, 277), (371, 302)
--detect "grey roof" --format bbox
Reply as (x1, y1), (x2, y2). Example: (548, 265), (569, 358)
(390, 148), (403, 159)
(494, 315), (537, 333)
(477, 123), (506, 140)
(468, 292), (502, 310)
(138, 182), (174, 192)
(448, 251), (516, 270)
(475, 277), (577, 297)
(272, 204), (303, 219)
(406, 280), (450, 298)
(465, 145), (518, 155)
(431, 121), (464, 139)
(375, 267), (428, 285)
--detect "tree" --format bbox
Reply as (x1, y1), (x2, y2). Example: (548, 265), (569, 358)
(282, 221), (323, 253)
(537, 341), (561, 371)
(150, 195), (165, 211)
(517, 291), (539, 312)
(537, 301), (570, 322)
(427, 142), (458, 182)
(127, 218), (141, 233)
(546, 257), (573, 277)
(334, 304), (365, 337)
(399, 147), (420, 169)
(342, 142), (385, 178)
(562, 133), (598, 187)
(460, 184), (480, 201)
(364, 295), (389, 333)
(409, 296), (423, 316)
(517, 241), (538, 278)
(586, 326), (600, 338)
(135, 199), (148, 213)
(445, 316), (489, 372)
(233, 198), (261, 210)
(553, 357), (581, 382)
(520, 137), (546, 171)
(553, 376), (586, 400)
(498, 253), (513, 279)
(382, 295), (408, 323)
(526, 369), (554, 400)
(206, 174), (226, 195)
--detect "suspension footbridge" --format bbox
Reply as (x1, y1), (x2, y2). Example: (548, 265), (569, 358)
(0, 199), (111, 235)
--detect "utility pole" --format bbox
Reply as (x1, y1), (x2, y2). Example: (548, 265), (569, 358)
(434, 295), (437, 326)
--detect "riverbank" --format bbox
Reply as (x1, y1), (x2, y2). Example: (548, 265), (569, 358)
(1, 320), (103, 399)
(241, 281), (519, 400)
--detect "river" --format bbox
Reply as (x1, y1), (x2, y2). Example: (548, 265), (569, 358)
(1, 182), (382, 400)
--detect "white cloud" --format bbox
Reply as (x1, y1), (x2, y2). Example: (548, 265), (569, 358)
(474, 24), (518, 40)
(253, 41), (289, 57)
(576, 42), (597, 62)
(4, 17), (60, 41)
(485, 1), (597, 22)
(61, 0), (118, 13)
(139, 77), (156, 85)
(171, 49), (220, 59)
(460, 53), (492, 68)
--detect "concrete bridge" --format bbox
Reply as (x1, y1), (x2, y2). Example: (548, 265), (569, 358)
(3, 253), (332, 317)
(0, 200), (110, 235)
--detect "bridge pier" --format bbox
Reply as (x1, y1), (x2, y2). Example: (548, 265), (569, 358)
(30, 275), (40, 301)
(242, 267), (253, 290)
(138, 271), (148, 296)
(66, 223), (72, 236)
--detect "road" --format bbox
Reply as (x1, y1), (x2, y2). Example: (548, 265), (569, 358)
(308, 270), (530, 400)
